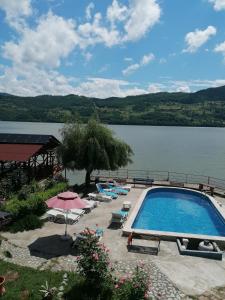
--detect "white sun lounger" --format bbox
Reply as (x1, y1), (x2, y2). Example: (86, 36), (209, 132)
(88, 193), (112, 202)
(47, 209), (60, 221)
(69, 208), (85, 216)
(56, 208), (85, 216)
(47, 209), (80, 224)
(55, 212), (80, 224)
(83, 199), (97, 209)
(112, 180), (132, 191)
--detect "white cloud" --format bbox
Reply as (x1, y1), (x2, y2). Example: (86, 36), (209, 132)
(141, 53), (155, 65)
(78, 0), (161, 48)
(0, 63), (76, 96)
(78, 12), (121, 47)
(122, 64), (140, 76)
(183, 26), (217, 53)
(83, 52), (92, 62)
(0, 0), (161, 97)
(0, 0), (32, 29)
(75, 78), (148, 98)
(123, 0), (161, 42)
(107, 0), (128, 25)
(0, 0), (32, 20)
(214, 41), (225, 61)
(3, 12), (79, 68)
(85, 2), (94, 20)
(208, 0), (225, 10)
(124, 57), (133, 62)
(159, 58), (167, 64)
(122, 53), (155, 75)
(176, 85), (191, 93)
(168, 79), (225, 92)
(148, 83), (164, 93)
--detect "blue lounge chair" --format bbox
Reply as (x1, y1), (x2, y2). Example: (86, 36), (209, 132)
(108, 184), (128, 195)
(111, 210), (128, 227)
(112, 210), (128, 218)
(96, 183), (118, 199)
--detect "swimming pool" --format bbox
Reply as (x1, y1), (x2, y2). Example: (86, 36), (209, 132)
(124, 187), (225, 241)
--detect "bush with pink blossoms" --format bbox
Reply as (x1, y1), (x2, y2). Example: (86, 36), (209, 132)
(114, 264), (151, 300)
(76, 228), (114, 298)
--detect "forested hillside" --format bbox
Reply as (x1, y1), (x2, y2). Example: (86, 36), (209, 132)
(1, 85), (225, 126)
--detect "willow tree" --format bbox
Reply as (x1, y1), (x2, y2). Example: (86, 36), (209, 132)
(57, 119), (133, 186)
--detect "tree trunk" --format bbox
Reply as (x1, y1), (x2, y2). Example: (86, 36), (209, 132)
(85, 169), (92, 186)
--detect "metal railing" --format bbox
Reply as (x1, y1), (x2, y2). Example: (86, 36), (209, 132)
(91, 169), (225, 192)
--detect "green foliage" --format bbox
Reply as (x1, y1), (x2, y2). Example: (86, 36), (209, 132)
(0, 259), (77, 300)
(4, 182), (67, 218)
(8, 214), (44, 233)
(1, 86), (225, 126)
(76, 228), (114, 299)
(58, 119), (133, 185)
(114, 265), (150, 300)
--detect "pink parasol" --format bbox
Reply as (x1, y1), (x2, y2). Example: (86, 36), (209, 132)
(46, 191), (87, 210)
(46, 191), (86, 238)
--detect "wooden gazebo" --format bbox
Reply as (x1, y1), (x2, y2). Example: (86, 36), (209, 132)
(0, 133), (61, 191)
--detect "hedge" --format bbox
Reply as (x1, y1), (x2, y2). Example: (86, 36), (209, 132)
(3, 182), (68, 217)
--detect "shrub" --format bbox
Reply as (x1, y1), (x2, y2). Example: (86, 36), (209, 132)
(114, 264), (151, 300)
(44, 179), (55, 190)
(4, 182), (68, 218)
(9, 214), (44, 233)
(76, 228), (113, 298)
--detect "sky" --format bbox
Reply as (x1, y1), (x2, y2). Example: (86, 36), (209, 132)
(0, 0), (225, 98)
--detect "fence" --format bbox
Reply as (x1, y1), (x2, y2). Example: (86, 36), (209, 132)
(92, 169), (225, 191)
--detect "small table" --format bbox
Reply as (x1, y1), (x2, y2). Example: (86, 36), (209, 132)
(123, 201), (131, 210)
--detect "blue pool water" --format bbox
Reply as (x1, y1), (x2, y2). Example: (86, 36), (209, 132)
(132, 188), (225, 237)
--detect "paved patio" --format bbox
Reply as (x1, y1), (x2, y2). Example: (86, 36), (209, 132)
(1, 186), (225, 297)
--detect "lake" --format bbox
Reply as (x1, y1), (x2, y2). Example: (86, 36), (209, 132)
(0, 121), (225, 183)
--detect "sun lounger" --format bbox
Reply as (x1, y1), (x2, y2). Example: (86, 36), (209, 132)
(111, 180), (132, 191)
(47, 209), (60, 221)
(96, 184), (118, 199)
(55, 207), (85, 216)
(55, 212), (80, 224)
(110, 210), (128, 227)
(81, 199), (97, 212)
(83, 199), (97, 209)
(107, 184), (128, 195)
(88, 192), (112, 202)
(112, 210), (129, 218)
(69, 208), (85, 216)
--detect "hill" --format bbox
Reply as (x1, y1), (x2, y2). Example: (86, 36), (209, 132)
(1, 86), (225, 126)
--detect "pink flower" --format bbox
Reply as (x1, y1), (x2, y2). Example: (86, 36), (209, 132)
(92, 253), (99, 260)
(119, 276), (127, 284)
(115, 284), (119, 289)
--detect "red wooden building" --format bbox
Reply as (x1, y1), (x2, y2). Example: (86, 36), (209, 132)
(0, 133), (61, 192)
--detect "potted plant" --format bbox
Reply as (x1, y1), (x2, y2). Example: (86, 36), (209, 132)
(0, 276), (5, 296)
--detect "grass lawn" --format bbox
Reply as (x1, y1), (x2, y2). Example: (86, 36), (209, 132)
(0, 259), (79, 300)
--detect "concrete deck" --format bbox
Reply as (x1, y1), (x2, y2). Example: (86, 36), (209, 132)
(2, 186), (225, 296)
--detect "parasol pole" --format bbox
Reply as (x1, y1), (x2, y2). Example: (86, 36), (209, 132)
(65, 210), (68, 236)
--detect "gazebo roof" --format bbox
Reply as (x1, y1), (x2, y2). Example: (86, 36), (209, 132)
(0, 133), (60, 162)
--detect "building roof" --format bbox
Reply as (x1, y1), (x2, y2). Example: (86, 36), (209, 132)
(0, 133), (59, 146)
(0, 144), (42, 162)
(0, 133), (60, 162)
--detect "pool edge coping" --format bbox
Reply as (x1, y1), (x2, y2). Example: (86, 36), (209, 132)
(123, 186), (225, 242)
